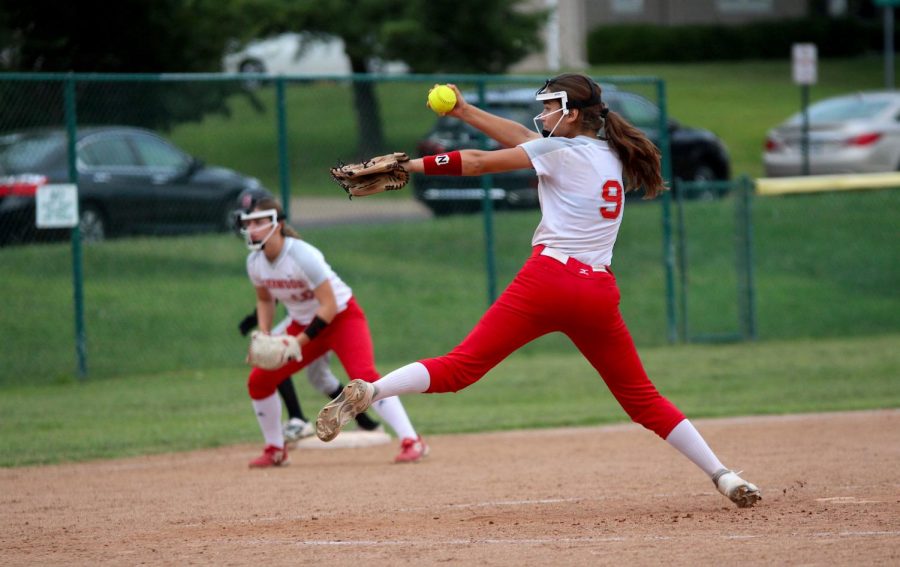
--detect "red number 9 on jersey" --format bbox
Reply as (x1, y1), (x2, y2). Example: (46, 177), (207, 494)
(600, 179), (623, 219)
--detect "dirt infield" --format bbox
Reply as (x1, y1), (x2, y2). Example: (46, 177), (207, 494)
(2, 410), (898, 566)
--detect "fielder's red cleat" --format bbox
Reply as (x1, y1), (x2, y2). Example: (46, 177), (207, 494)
(394, 436), (429, 463)
(248, 445), (289, 468)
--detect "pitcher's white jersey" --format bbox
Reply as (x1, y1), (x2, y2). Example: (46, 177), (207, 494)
(246, 237), (353, 325)
(520, 135), (625, 267)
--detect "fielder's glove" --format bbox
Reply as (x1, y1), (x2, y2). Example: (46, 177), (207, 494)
(247, 331), (302, 370)
(330, 152), (410, 198)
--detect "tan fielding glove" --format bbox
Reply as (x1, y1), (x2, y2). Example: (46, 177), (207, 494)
(330, 152), (410, 198)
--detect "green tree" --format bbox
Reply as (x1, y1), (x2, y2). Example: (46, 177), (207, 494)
(231, 0), (547, 156)
(381, 1), (548, 74)
(0, 0), (247, 131)
(0, 0), (546, 153)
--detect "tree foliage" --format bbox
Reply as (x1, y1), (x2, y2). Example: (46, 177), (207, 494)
(231, 0), (547, 74)
(381, 1), (547, 74)
(0, 0), (247, 132)
(227, 0), (546, 155)
(0, 0), (242, 73)
(0, 0), (546, 149)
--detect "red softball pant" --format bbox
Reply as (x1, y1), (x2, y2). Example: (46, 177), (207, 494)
(247, 298), (380, 400)
(420, 246), (685, 439)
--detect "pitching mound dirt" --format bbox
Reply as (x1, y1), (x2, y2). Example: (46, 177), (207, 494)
(1, 410), (897, 566)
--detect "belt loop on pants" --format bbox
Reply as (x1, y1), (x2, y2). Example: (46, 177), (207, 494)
(538, 245), (608, 273)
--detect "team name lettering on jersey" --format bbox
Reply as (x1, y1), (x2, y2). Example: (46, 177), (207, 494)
(261, 279), (309, 290)
(247, 238), (354, 324)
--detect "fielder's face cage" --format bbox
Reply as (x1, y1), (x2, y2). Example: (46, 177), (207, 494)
(533, 77), (602, 137)
(239, 208), (280, 251)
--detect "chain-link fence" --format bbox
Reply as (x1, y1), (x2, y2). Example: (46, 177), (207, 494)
(0, 73), (681, 386)
(669, 177), (756, 344)
(664, 176), (899, 346)
(750, 181), (899, 342)
(7, 73), (893, 387)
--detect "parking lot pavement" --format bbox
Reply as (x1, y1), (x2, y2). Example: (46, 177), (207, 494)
(289, 196), (432, 228)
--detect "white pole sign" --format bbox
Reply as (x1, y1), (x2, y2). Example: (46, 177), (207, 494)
(792, 43), (818, 85)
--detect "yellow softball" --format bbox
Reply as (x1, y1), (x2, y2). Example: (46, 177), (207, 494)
(428, 84), (457, 115)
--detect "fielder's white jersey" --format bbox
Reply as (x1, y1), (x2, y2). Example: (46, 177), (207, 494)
(246, 237), (353, 325)
(520, 135), (625, 267)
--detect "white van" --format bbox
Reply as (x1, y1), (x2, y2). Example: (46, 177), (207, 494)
(222, 32), (407, 78)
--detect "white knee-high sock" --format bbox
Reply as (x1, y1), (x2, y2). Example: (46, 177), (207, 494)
(665, 419), (725, 477)
(370, 396), (417, 440)
(372, 362), (430, 401)
(252, 393), (284, 448)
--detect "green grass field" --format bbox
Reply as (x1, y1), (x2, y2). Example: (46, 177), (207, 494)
(1, 57), (897, 467)
(1, 333), (897, 467)
(1, 189), (897, 387)
(1, 188), (898, 466)
(168, 56), (893, 194)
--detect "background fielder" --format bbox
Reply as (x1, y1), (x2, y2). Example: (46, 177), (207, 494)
(240, 196), (428, 467)
(235, 189), (381, 441)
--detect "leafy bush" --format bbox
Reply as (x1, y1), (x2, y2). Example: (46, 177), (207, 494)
(588, 17), (886, 63)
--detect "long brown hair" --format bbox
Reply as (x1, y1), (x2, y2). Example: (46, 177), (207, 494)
(254, 197), (300, 239)
(541, 73), (666, 198)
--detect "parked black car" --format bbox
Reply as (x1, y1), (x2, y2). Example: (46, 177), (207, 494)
(413, 87), (731, 215)
(0, 126), (266, 245)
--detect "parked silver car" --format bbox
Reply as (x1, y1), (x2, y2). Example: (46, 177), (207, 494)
(763, 91), (900, 177)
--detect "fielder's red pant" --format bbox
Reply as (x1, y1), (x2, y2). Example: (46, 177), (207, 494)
(420, 246), (685, 439)
(247, 298), (379, 400)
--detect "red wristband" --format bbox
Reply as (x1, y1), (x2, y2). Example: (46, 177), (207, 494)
(423, 151), (463, 176)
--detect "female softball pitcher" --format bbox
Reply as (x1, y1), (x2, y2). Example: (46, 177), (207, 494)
(317, 74), (760, 507)
(239, 196), (427, 467)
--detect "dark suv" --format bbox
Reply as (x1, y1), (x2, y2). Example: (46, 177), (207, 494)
(413, 87), (731, 215)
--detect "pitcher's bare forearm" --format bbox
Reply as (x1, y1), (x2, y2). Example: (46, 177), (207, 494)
(405, 147), (531, 177)
(453, 104), (540, 148)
